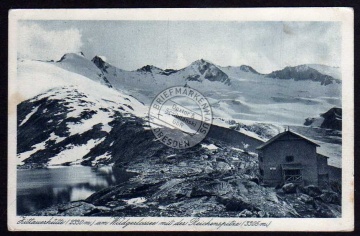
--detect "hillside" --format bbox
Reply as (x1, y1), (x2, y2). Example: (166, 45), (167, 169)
(17, 59), (147, 168)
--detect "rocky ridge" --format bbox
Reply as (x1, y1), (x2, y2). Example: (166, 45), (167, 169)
(304, 107), (342, 131)
(266, 65), (341, 85)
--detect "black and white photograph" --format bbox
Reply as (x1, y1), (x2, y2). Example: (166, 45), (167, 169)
(8, 8), (354, 231)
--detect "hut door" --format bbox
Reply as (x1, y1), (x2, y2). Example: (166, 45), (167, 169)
(283, 169), (302, 183)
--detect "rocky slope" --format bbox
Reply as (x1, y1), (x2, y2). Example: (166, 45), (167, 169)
(17, 86), (149, 168)
(27, 138), (341, 218)
(16, 58), (148, 168)
(304, 107), (342, 131)
(16, 85), (264, 168)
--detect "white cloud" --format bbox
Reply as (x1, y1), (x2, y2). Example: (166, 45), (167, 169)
(16, 21), (340, 72)
(18, 23), (83, 61)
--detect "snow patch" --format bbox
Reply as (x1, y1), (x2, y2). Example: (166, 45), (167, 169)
(91, 152), (111, 165)
(231, 147), (244, 152)
(48, 137), (105, 165)
(201, 143), (218, 150)
(124, 197), (147, 205)
(66, 110), (112, 136)
(48, 132), (66, 144)
(101, 123), (112, 133)
(19, 105), (40, 126)
(17, 142), (47, 165)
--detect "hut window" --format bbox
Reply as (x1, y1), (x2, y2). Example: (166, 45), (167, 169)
(259, 168), (264, 176)
(286, 156), (294, 162)
(259, 155), (263, 162)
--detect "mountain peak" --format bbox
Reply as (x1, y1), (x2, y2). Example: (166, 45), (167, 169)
(266, 65), (341, 85)
(57, 52), (85, 62)
(77, 52), (85, 57)
(239, 65), (260, 74)
(92, 55), (107, 62)
(91, 55), (109, 71)
(293, 64), (311, 72)
(135, 65), (163, 73)
(92, 55), (106, 63)
(186, 59), (231, 85)
(191, 58), (212, 66)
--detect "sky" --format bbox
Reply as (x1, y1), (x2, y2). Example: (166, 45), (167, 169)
(17, 20), (341, 73)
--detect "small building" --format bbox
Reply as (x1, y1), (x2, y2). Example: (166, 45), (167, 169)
(256, 129), (329, 187)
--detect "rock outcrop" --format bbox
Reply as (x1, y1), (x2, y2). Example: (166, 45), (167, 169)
(304, 107), (342, 130)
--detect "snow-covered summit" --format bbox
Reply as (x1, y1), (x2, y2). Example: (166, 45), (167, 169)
(188, 58), (216, 71)
(239, 65), (260, 74)
(266, 64), (341, 85)
(292, 64), (310, 72)
(180, 59), (231, 85)
(53, 53), (112, 88)
(57, 52), (85, 62)
(305, 64), (341, 80)
(91, 55), (111, 72)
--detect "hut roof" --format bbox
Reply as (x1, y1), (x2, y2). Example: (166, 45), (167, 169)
(256, 130), (320, 150)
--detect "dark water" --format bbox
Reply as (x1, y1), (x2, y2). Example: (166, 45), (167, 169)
(17, 166), (132, 215)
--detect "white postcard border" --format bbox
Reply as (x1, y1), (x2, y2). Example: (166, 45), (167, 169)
(8, 8), (354, 231)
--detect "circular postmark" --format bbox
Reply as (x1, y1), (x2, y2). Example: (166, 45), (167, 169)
(148, 86), (212, 149)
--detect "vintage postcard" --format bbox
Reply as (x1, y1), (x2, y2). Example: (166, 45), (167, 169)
(8, 8), (354, 231)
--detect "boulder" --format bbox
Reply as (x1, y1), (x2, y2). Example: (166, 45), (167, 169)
(297, 194), (314, 204)
(237, 209), (253, 217)
(217, 194), (253, 212)
(302, 185), (323, 197)
(257, 211), (268, 217)
(282, 183), (297, 194)
(232, 181), (249, 195)
(190, 181), (232, 197)
(243, 180), (258, 189)
(318, 191), (341, 205)
(204, 166), (214, 173)
(249, 177), (259, 185)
